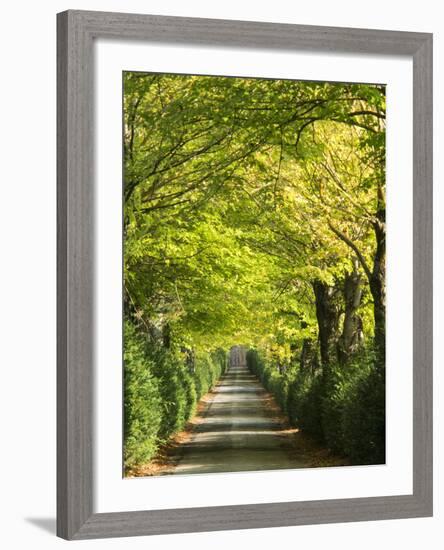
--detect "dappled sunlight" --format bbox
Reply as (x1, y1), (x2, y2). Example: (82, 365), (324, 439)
(171, 364), (306, 474)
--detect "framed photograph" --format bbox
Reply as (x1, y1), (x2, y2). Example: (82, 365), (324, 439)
(57, 10), (433, 540)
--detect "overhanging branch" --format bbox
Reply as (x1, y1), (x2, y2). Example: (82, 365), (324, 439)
(328, 221), (372, 283)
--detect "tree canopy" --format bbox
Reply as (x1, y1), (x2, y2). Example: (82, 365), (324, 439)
(124, 72), (385, 364)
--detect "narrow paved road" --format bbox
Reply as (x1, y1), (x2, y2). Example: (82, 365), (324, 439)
(171, 363), (308, 475)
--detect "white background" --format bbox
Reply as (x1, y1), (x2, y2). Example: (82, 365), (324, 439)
(0, 0), (441, 548)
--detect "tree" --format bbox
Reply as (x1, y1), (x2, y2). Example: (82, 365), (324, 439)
(123, 71), (385, 368)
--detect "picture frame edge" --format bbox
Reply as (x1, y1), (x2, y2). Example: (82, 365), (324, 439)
(56, 9), (433, 540)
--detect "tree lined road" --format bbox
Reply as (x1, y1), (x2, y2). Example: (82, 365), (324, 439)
(123, 73), (386, 472)
(171, 361), (307, 475)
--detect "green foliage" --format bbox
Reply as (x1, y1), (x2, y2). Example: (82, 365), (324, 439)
(124, 319), (228, 470)
(248, 344), (385, 465)
(150, 349), (197, 437)
(194, 349), (227, 398)
(340, 357), (385, 464)
(288, 370), (325, 441)
(123, 72), (384, 355)
(246, 349), (294, 415)
(124, 321), (163, 468)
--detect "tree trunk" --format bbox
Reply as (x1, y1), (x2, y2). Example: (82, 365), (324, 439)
(162, 322), (171, 349)
(370, 208), (386, 362)
(328, 203), (386, 364)
(338, 265), (364, 363)
(300, 338), (319, 372)
(312, 280), (341, 367)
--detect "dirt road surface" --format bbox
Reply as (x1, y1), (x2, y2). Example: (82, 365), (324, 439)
(171, 363), (308, 475)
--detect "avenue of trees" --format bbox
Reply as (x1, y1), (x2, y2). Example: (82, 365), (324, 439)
(123, 72), (386, 471)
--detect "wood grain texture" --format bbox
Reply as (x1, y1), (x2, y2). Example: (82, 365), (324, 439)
(57, 10), (94, 540)
(412, 35), (433, 512)
(56, 9), (433, 540)
(56, 10), (69, 539)
(72, 494), (430, 539)
(71, 9), (429, 54)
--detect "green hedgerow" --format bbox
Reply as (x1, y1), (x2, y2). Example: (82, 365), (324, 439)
(123, 321), (163, 468)
(248, 343), (385, 465)
(124, 319), (228, 470)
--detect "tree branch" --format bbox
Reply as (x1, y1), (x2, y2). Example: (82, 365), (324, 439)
(328, 221), (372, 282)
(348, 110), (385, 120)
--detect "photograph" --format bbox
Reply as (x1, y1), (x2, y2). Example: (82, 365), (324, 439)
(0, 1), (437, 545)
(122, 72), (386, 478)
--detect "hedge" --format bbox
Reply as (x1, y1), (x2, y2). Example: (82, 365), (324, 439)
(124, 320), (227, 470)
(246, 345), (385, 465)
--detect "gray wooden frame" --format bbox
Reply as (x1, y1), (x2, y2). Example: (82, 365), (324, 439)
(57, 9), (433, 540)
